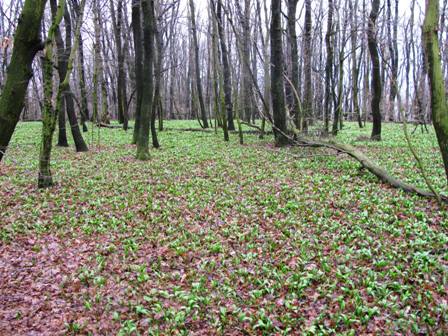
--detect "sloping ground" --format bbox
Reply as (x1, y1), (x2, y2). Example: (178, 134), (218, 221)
(0, 122), (447, 335)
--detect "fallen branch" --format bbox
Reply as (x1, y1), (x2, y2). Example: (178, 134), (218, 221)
(294, 137), (448, 203)
(241, 121), (263, 132)
(98, 123), (132, 130)
(164, 127), (272, 135)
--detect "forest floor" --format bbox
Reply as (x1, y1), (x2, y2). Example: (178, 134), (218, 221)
(0, 121), (447, 335)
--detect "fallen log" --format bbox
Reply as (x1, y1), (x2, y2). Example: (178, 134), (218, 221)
(294, 137), (448, 203)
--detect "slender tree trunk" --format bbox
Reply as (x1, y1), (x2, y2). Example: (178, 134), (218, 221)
(189, 0), (209, 128)
(210, 0), (229, 141)
(324, 0), (334, 133)
(302, 0), (313, 131)
(237, 0), (252, 123)
(53, 2), (88, 152)
(72, 0), (89, 132)
(288, 0), (301, 130)
(368, 0), (382, 140)
(350, 0), (363, 128)
(39, 0), (86, 187)
(152, 8), (161, 149)
(39, 0), (65, 188)
(423, 0), (448, 182)
(49, 0), (68, 148)
(132, 0), (143, 144)
(216, 0), (235, 131)
(111, 0), (128, 130)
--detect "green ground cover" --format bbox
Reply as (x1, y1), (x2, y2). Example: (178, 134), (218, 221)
(0, 121), (447, 335)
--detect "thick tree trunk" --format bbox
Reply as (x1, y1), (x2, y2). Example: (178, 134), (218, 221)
(136, 0), (155, 160)
(423, 0), (448, 183)
(270, 0), (288, 146)
(368, 0), (382, 140)
(0, 0), (47, 162)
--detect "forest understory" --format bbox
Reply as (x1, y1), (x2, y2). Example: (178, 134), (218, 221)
(0, 121), (447, 335)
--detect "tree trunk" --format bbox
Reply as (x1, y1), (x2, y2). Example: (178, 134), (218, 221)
(49, 0), (68, 148)
(189, 0), (209, 128)
(423, 0), (448, 183)
(111, 0), (128, 130)
(132, 0), (143, 144)
(237, 0), (252, 124)
(0, 0), (47, 162)
(53, 2), (88, 152)
(270, 0), (288, 146)
(152, 6), (161, 148)
(216, 0), (235, 131)
(350, 0), (363, 128)
(39, 0), (86, 187)
(302, 0), (313, 131)
(368, 0), (382, 140)
(136, 0), (155, 160)
(72, 0), (89, 132)
(388, 0), (399, 121)
(324, 0), (334, 133)
(288, 0), (301, 130)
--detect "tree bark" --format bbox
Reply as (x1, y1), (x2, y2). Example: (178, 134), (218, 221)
(72, 0), (89, 132)
(0, 0), (47, 162)
(39, 0), (86, 187)
(136, 0), (155, 160)
(52, 1), (88, 152)
(288, 0), (301, 130)
(216, 0), (235, 131)
(151, 3), (161, 148)
(302, 0), (313, 131)
(324, 0), (334, 133)
(111, 0), (129, 130)
(132, 0), (143, 144)
(189, 0), (209, 128)
(423, 0), (448, 183)
(368, 0), (382, 140)
(350, 0), (363, 128)
(270, 0), (288, 146)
